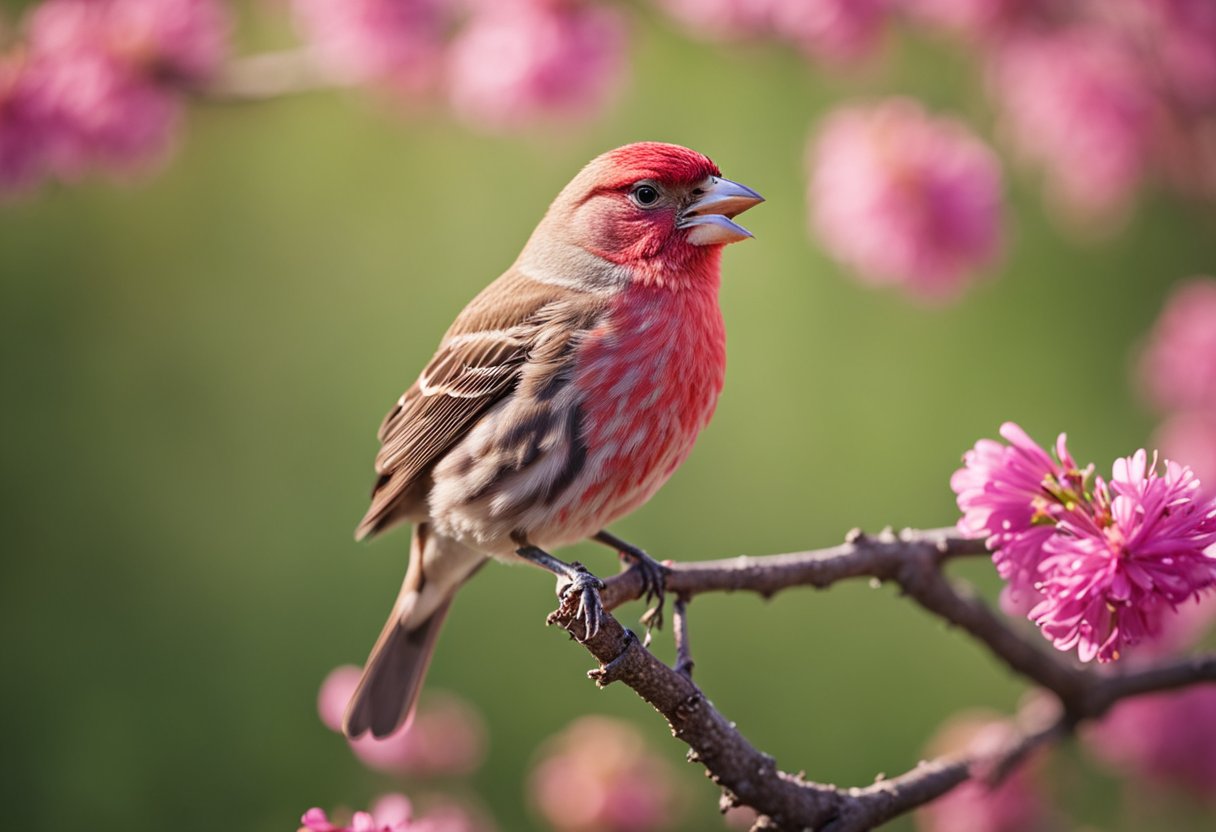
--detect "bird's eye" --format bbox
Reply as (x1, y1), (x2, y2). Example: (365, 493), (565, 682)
(631, 184), (660, 207)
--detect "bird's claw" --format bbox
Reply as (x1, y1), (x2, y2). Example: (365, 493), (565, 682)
(553, 562), (605, 641)
(621, 549), (671, 636)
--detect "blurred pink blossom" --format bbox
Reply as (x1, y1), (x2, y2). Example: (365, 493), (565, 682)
(31, 47), (182, 176)
(301, 804), (409, 832)
(899, 0), (1047, 42)
(20, 0), (229, 177)
(1085, 685), (1216, 800)
(808, 98), (1003, 302)
(1123, 590), (1216, 659)
(446, 1), (625, 131)
(722, 805), (759, 830)
(29, 0), (229, 83)
(990, 28), (1155, 222)
(657, 0), (887, 61)
(291, 0), (445, 95)
(302, 794), (487, 832)
(529, 715), (685, 832)
(372, 794), (491, 832)
(917, 712), (1057, 832)
(1154, 411), (1216, 494)
(768, 0), (888, 61)
(318, 665), (488, 776)
(1138, 277), (1216, 414)
(1122, 0), (1216, 111)
(0, 52), (51, 191)
(1082, 585), (1216, 800)
(653, 0), (772, 39)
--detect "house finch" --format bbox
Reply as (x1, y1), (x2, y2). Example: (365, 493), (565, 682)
(344, 142), (762, 739)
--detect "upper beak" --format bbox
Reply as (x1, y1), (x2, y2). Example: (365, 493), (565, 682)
(678, 176), (765, 246)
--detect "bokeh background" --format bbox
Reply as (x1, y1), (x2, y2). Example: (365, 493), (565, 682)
(2, 2), (1214, 831)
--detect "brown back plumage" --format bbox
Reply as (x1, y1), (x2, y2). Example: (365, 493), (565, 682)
(355, 268), (608, 540)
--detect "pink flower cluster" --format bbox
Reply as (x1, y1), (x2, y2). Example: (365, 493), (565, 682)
(1139, 277), (1216, 492)
(656, 0), (889, 63)
(528, 715), (685, 832)
(988, 27), (1154, 225)
(953, 422), (1216, 662)
(302, 793), (485, 832)
(289, 0), (625, 132)
(291, 0), (445, 96)
(317, 665), (487, 777)
(807, 98), (1003, 302)
(0, 0), (229, 192)
(906, 1), (1216, 225)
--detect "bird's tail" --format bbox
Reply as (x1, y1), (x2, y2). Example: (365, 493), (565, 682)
(343, 523), (485, 739)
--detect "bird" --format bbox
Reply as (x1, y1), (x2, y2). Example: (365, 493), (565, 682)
(344, 142), (762, 739)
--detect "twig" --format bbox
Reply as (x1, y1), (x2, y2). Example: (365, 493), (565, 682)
(672, 595), (694, 678)
(199, 50), (347, 102)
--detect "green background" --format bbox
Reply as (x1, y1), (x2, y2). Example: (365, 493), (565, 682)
(2, 5), (1213, 831)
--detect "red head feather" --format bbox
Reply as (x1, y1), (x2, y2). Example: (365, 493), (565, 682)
(596, 142), (721, 190)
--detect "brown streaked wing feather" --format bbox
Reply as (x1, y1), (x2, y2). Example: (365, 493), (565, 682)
(356, 268), (606, 540)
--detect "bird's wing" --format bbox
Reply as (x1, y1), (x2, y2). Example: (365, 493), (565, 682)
(355, 269), (604, 540)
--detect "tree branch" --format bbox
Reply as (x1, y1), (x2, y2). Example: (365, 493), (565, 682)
(600, 527), (986, 610)
(200, 50), (346, 102)
(552, 527), (1216, 831)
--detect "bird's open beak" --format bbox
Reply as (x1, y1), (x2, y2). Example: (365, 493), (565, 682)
(678, 176), (765, 246)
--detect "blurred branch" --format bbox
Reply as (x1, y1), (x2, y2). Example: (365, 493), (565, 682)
(199, 50), (346, 102)
(552, 527), (1216, 831)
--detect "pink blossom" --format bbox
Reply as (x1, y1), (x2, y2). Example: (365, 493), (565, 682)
(657, 0), (887, 62)
(1122, 0), (1216, 112)
(768, 0), (888, 62)
(722, 805), (759, 830)
(1154, 411), (1216, 495)
(372, 794), (490, 832)
(952, 423), (1083, 611)
(32, 47), (182, 176)
(317, 665), (487, 776)
(1082, 587), (1216, 797)
(1138, 277), (1216, 414)
(1085, 685), (1216, 799)
(917, 712), (1056, 832)
(0, 52), (51, 191)
(1124, 591), (1216, 659)
(953, 424), (1216, 661)
(446, 1), (625, 131)
(29, 0), (229, 83)
(290, 0), (444, 95)
(529, 715), (685, 832)
(989, 28), (1155, 222)
(899, 0), (1048, 42)
(301, 805), (408, 832)
(318, 664), (363, 733)
(22, 0), (229, 177)
(808, 99), (1003, 302)
(653, 0), (773, 40)
(1031, 450), (1216, 661)
(301, 796), (484, 832)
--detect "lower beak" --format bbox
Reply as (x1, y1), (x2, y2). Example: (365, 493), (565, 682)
(678, 176), (765, 246)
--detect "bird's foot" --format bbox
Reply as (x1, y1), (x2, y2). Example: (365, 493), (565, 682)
(549, 562), (605, 641)
(621, 546), (671, 637)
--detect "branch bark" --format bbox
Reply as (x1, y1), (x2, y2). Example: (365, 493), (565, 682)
(548, 527), (1216, 831)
